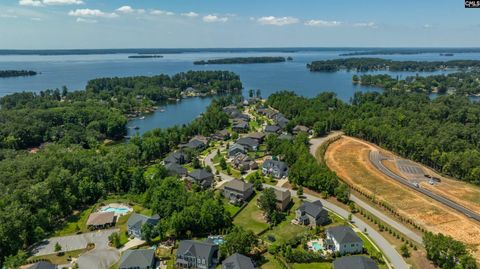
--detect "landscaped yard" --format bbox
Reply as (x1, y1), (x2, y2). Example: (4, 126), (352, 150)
(54, 205), (95, 236)
(223, 201), (242, 217)
(29, 248), (88, 265)
(260, 253), (285, 269)
(233, 193), (269, 234)
(291, 262), (332, 269)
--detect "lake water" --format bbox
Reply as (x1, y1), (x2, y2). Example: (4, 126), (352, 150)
(1, 49), (478, 135)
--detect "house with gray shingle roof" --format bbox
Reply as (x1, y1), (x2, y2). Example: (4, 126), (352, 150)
(333, 256), (378, 269)
(222, 253), (255, 269)
(273, 189), (291, 211)
(164, 151), (189, 165)
(326, 225), (364, 254)
(118, 249), (155, 269)
(264, 125), (281, 134)
(222, 179), (254, 204)
(236, 137), (259, 151)
(28, 261), (56, 269)
(187, 169), (214, 188)
(228, 143), (246, 157)
(295, 200), (330, 227)
(262, 160), (288, 178)
(127, 213), (160, 239)
(232, 121), (249, 133)
(176, 240), (219, 269)
(165, 163), (188, 177)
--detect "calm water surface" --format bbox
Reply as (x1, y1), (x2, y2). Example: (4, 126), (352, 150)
(1, 50), (477, 135)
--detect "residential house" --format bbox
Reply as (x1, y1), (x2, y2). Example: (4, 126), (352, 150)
(223, 105), (240, 117)
(326, 226), (364, 255)
(234, 113), (251, 122)
(164, 150), (189, 165)
(273, 113), (289, 129)
(187, 169), (214, 188)
(181, 139), (206, 151)
(176, 240), (220, 269)
(264, 125), (281, 134)
(28, 261), (57, 269)
(232, 121), (249, 133)
(295, 201), (330, 227)
(245, 132), (266, 143)
(222, 179), (254, 204)
(212, 129), (230, 141)
(293, 125), (310, 134)
(127, 213), (160, 239)
(191, 135), (209, 145)
(236, 137), (259, 151)
(333, 256), (378, 269)
(274, 189), (291, 211)
(118, 249), (155, 269)
(222, 253), (255, 269)
(262, 160), (288, 178)
(86, 212), (116, 230)
(165, 162), (188, 177)
(228, 144), (246, 157)
(232, 153), (258, 171)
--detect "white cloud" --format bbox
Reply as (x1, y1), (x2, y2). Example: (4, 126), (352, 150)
(116, 6), (135, 14)
(353, 22), (376, 28)
(257, 16), (299, 26)
(150, 9), (175, 16)
(19, 0), (43, 7)
(31, 17), (42, 21)
(304, 19), (342, 27)
(181, 11), (199, 17)
(0, 14), (18, 19)
(43, 0), (83, 5)
(68, 9), (118, 18)
(76, 17), (97, 23)
(423, 24), (432, 28)
(203, 14), (228, 23)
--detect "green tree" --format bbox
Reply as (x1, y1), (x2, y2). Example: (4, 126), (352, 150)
(220, 157), (228, 170)
(54, 242), (62, 252)
(220, 226), (258, 257)
(400, 243), (410, 258)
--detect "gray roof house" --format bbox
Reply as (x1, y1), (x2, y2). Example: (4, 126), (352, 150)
(232, 121), (249, 133)
(222, 253), (255, 269)
(228, 143), (246, 157)
(212, 129), (230, 141)
(333, 256), (378, 269)
(262, 160), (288, 178)
(264, 125), (281, 134)
(274, 189), (292, 211)
(181, 139), (206, 150)
(232, 153), (258, 171)
(295, 200), (330, 227)
(28, 261), (57, 269)
(176, 240), (220, 269)
(127, 213), (160, 239)
(222, 179), (254, 204)
(326, 226), (364, 255)
(118, 249), (155, 269)
(293, 125), (310, 134)
(187, 169), (214, 188)
(273, 114), (289, 129)
(165, 162), (188, 177)
(245, 132), (266, 142)
(164, 150), (189, 165)
(236, 137), (259, 151)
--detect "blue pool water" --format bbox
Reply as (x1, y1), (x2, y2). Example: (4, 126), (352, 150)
(100, 206), (130, 214)
(208, 236), (225, 245)
(312, 242), (323, 251)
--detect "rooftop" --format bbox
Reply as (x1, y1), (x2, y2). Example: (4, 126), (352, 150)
(327, 225), (363, 244)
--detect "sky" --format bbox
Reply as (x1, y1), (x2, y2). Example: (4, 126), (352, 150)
(0, 0), (479, 49)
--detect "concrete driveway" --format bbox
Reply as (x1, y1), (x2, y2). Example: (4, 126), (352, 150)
(31, 229), (119, 256)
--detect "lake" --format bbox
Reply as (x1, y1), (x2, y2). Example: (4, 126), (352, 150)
(1, 49), (477, 135)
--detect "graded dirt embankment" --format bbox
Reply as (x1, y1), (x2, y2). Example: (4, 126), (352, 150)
(325, 136), (480, 261)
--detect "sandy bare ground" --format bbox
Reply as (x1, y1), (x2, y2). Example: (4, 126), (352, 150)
(325, 136), (480, 261)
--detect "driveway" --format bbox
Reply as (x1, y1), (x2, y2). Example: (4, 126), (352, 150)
(31, 229), (119, 256)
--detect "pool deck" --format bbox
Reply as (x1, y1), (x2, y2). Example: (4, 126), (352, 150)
(98, 203), (133, 216)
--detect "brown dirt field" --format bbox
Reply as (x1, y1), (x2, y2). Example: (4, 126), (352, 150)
(325, 136), (480, 261)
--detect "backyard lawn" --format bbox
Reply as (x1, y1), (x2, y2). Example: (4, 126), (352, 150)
(260, 253), (285, 269)
(223, 201), (242, 217)
(233, 193), (269, 234)
(54, 205), (95, 236)
(291, 262), (332, 269)
(29, 248), (88, 265)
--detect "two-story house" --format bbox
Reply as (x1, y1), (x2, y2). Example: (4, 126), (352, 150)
(326, 226), (364, 255)
(295, 200), (330, 227)
(127, 213), (160, 239)
(222, 179), (254, 204)
(262, 160), (288, 178)
(176, 240), (219, 269)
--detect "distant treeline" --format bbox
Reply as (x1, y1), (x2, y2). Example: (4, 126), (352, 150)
(339, 48), (480, 56)
(354, 71), (480, 95)
(0, 70), (37, 78)
(307, 58), (480, 72)
(128, 55), (163, 59)
(194, 56), (287, 65)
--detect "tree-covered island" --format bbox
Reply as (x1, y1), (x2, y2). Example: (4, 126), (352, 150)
(0, 70), (37, 78)
(194, 56), (286, 65)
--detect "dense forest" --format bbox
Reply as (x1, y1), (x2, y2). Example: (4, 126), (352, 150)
(423, 232), (477, 269)
(0, 71), (241, 150)
(307, 58), (480, 72)
(194, 56), (286, 65)
(339, 48), (480, 56)
(355, 71), (480, 95)
(0, 97), (233, 265)
(0, 70), (37, 78)
(267, 90), (480, 185)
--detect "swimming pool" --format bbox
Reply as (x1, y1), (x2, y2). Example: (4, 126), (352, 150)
(312, 241), (323, 251)
(208, 236), (225, 245)
(99, 204), (132, 215)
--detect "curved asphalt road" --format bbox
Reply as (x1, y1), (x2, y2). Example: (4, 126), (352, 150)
(370, 151), (480, 223)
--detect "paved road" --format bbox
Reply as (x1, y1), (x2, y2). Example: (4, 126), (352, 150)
(370, 150), (480, 223)
(265, 184), (408, 269)
(309, 131), (343, 157)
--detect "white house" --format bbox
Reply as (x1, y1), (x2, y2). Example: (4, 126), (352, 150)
(326, 226), (364, 255)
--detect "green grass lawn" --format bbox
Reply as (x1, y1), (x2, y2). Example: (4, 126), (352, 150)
(291, 263), (332, 269)
(262, 197), (308, 243)
(215, 164), (242, 178)
(233, 193), (269, 234)
(54, 205), (95, 236)
(224, 201), (242, 217)
(29, 248), (88, 265)
(249, 120), (260, 131)
(260, 253), (285, 269)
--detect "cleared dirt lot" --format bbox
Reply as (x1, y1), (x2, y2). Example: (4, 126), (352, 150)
(325, 136), (480, 261)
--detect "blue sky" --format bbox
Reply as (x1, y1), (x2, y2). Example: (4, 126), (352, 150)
(0, 0), (479, 49)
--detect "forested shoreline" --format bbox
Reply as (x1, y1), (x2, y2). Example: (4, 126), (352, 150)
(267, 90), (480, 185)
(0, 70), (37, 78)
(0, 72), (241, 261)
(194, 56), (287, 65)
(307, 58), (480, 72)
